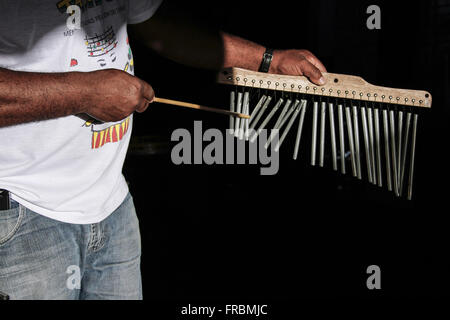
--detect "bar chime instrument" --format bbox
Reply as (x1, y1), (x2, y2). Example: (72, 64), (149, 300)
(215, 67), (432, 200)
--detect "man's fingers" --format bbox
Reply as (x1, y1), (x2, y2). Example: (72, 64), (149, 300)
(304, 52), (327, 73)
(136, 99), (150, 113)
(300, 60), (326, 85)
(132, 78), (154, 113)
(140, 79), (155, 102)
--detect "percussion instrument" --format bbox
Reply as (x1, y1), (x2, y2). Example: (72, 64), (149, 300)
(217, 67), (432, 200)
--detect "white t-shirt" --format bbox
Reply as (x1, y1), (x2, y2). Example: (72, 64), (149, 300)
(0, 0), (162, 224)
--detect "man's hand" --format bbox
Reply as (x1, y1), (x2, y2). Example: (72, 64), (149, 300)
(82, 69), (154, 122)
(269, 49), (327, 85)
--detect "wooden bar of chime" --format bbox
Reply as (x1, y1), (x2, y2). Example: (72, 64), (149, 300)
(218, 67), (432, 200)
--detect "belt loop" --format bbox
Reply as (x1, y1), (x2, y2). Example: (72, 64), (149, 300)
(0, 189), (10, 210)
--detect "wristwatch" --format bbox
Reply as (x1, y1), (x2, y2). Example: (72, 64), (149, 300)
(258, 48), (274, 73)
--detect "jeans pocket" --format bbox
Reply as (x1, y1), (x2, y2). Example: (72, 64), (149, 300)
(0, 205), (24, 246)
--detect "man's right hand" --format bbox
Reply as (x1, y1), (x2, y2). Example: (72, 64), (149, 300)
(81, 69), (155, 123)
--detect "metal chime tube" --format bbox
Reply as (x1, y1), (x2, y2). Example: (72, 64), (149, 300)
(319, 102), (327, 167)
(311, 101), (319, 166)
(361, 107), (373, 183)
(397, 110), (404, 193)
(345, 106), (357, 176)
(407, 114), (418, 200)
(382, 109), (393, 191)
(329, 103), (338, 171)
(389, 110), (399, 196)
(244, 105), (250, 141)
(229, 91), (235, 134)
(234, 92), (243, 138)
(400, 112), (412, 194)
(338, 104), (346, 174)
(239, 91), (249, 140)
(374, 108), (382, 187)
(352, 106), (362, 179)
(249, 95), (267, 122)
(293, 100), (308, 160)
(368, 107), (376, 184)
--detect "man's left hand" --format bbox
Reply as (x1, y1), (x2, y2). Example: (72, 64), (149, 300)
(269, 49), (327, 85)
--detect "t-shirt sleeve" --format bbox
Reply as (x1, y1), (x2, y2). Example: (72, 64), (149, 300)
(127, 0), (163, 24)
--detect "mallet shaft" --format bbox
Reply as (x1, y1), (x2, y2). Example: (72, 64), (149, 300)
(153, 97), (250, 119)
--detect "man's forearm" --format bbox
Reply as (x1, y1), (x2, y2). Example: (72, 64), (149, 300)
(0, 68), (154, 128)
(220, 32), (265, 71)
(0, 68), (86, 127)
(130, 13), (326, 84)
(130, 16), (265, 72)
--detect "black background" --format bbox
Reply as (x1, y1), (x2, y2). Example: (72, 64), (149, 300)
(124, 0), (450, 302)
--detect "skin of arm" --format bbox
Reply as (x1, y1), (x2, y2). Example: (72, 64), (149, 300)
(129, 9), (327, 84)
(0, 68), (154, 128)
(0, 69), (87, 127)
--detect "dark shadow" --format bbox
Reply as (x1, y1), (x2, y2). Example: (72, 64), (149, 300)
(124, 0), (450, 300)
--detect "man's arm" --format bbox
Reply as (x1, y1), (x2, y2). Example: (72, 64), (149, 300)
(0, 68), (154, 128)
(129, 10), (326, 85)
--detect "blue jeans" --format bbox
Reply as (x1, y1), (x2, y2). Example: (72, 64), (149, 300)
(0, 192), (142, 300)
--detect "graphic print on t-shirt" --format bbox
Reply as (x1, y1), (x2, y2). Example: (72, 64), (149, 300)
(85, 25), (118, 67)
(123, 36), (134, 72)
(83, 117), (131, 149)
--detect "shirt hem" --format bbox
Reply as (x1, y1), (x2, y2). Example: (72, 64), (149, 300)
(10, 184), (129, 225)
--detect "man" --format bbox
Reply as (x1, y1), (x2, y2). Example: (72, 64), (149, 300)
(0, 0), (326, 299)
